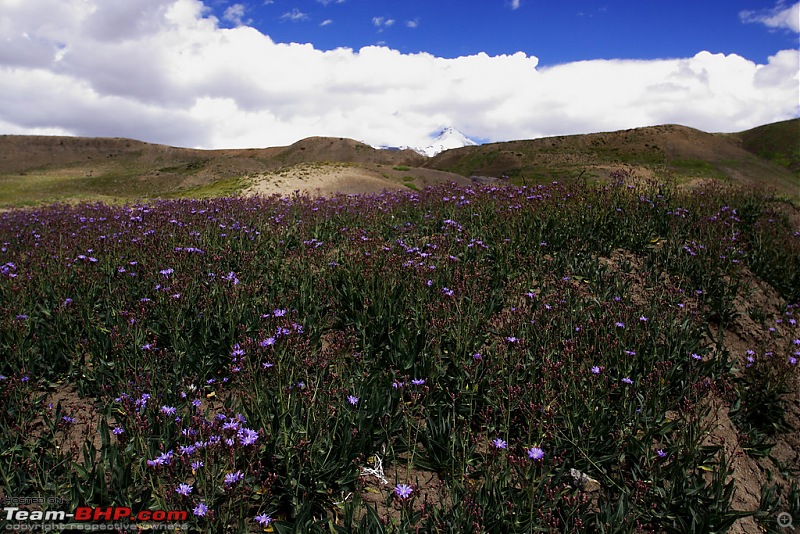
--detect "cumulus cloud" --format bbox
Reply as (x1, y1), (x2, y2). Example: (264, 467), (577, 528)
(509, 0), (521, 10)
(223, 3), (248, 26)
(0, 0), (797, 149)
(740, 1), (800, 32)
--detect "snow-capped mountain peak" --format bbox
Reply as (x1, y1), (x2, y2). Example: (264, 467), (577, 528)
(417, 127), (477, 157)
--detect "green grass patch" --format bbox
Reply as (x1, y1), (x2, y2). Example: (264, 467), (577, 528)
(165, 176), (247, 199)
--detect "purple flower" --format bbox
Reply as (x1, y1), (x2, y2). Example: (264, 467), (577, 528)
(254, 514), (272, 526)
(639, 316), (648, 322)
(347, 395), (359, 406)
(231, 344), (245, 358)
(176, 483), (193, 496)
(254, 514), (272, 527)
(135, 393), (151, 408)
(260, 337), (276, 347)
(161, 405), (177, 415)
(149, 450), (173, 466)
(193, 503), (208, 517)
(159, 268), (174, 277)
(441, 287), (454, 297)
(113, 427), (124, 435)
(591, 366), (601, 375)
(274, 309), (286, 317)
(223, 420), (241, 431)
(790, 357), (797, 366)
(191, 460), (204, 471)
(621, 377), (633, 385)
(691, 353), (702, 361)
(473, 352), (482, 361)
(492, 438), (507, 450)
(411, 378), (425, 386)
(657, 449), (667, 458)
(505, 336), (519, 343)
(527, 447), (545, 461)
(238, 428), (259, 446)
(224, 470), (244, 486)
(394, 483), (413, 499)
(62, 416), (76, 424)
(615, 322), (625, 328)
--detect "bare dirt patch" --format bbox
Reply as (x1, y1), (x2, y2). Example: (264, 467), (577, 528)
(243, 163), (471, 198)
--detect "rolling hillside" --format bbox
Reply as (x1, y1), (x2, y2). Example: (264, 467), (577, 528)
(424, 120), (799, 198)
(0, 119), (797, 206)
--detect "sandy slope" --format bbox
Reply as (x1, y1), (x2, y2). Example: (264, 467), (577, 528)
(243, 162), (472, 198)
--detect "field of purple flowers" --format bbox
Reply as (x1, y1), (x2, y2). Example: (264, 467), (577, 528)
(1, 176), (798, 532)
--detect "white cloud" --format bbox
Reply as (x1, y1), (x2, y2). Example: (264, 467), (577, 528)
(223, 3), (247, 26)
(406, 19), (419, 28)
(0, 0), (797, 150)
(372, 16), (394, 27)
(741, 1), (800, 32)
(320, 19), (333, 26)
(281, 8), (307, 22)
(509, 0), (521, 10)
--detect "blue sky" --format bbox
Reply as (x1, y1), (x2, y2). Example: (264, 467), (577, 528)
(216, 1), (798, 65)
(0, 0), (797, 149)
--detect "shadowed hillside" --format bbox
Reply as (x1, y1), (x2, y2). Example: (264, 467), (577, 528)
(735, 118), (800, 177)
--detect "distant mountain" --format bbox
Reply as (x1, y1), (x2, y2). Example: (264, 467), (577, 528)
(373, 127), (479, 157)
(416, 127), (478, 157)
